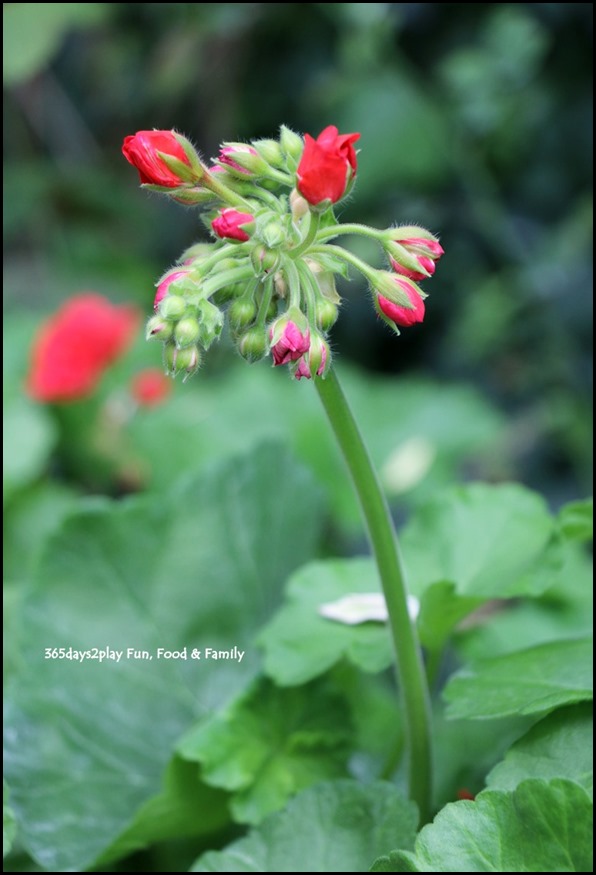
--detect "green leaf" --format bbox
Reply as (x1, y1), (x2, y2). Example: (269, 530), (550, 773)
(444, 638), (593, 720)
(4, 443), (324, 872)
(93, 757), (230, 867)
(402, 483), (554, 600)
(3, 782), (16, 859)
(178, 676), (352, 824)
(456, 542), (593, 661)
(558, 497), (593, 543)
(191, 779), (417, 872)
(3, 398), (57, 503)
(371, 779), (592, 872)
(400, 483), (556, 646)
(487, 703), (593, 798)
(258, 558), (393, 686)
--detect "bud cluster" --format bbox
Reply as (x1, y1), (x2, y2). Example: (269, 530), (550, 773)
(122, 125), (443, 380)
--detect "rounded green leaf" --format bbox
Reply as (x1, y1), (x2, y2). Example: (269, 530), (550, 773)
(191, 780), (417, 873)
(372, 779), (593, 872)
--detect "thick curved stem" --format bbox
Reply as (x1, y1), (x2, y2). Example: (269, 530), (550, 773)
(314, 368), (433, 823)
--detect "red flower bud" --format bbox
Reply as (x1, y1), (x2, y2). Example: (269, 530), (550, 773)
(390, 255), (436, 282)
(122, 130), (191, 187)
(378, 282), (425, 328)
(297, 125), (360, 205)
(399, 237), (445, 259)
(218, 145), (258, 174)
(27, 294), (140, 402)
(269, 320), (310, 366)
(294, 341), (328, 380)
(154, 270), (190, 310)
(211, 208), (255, 242)
(130, 368), (172, 407)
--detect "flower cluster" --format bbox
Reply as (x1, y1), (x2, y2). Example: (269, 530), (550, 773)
(122, 126), (442, 380)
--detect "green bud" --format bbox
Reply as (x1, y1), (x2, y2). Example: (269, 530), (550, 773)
(252, 138), (284, 167)
(259, 221), (286, 248)
(159, 295), (188, 320)
(146, 315), (173, 341)
(228, 298), (257, 330)
(175, 316), (201, 348)
(238, 327), (267, 362)
(163, 343), (201, 379)
(279, 125), (304, 161)
(251, 246), (280, 274)
(315, 299), (339, 331)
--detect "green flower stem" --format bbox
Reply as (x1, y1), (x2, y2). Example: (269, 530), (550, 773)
(255, 276), (274, 326)
(292, 211), (322, 258)
(283, 256), (303, 311)
(202, 172), (255, 210)
(295, 258), (318, 326)
(309, 243), (377, 283)
(195, 243), (238, 274)
(201, 265), (255, 298)
(317, 223), (384, 242)
(314, 368), (433, 823)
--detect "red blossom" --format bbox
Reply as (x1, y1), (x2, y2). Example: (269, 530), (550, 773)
(390, 255), (436, 282)
(130, 368), (172, 407)
(378, 282), (425, 328)
(27, 294), (140, 402)
(122, 130), (190, 187)
(211, 208), (255, 242)
(297, 125), (360, 205)
(269, 321), (311, 366)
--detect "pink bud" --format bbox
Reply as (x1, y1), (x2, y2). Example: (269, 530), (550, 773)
(378, 282), (425, 328)
(390, 256), (436, 282)
(218, 145), (258, 174)
(154, 270), (190, 310)
(294, 343), (327, 380)
(269, 321), (310, 366)
(212, 208), (255, 242)
(400, 237), (445, 259)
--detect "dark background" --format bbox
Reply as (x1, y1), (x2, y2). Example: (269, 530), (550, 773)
(4, 2), (593, 505)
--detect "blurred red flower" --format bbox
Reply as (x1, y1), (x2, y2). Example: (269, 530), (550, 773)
(130, 368), (172, 407)
(27, 294), (140, 402)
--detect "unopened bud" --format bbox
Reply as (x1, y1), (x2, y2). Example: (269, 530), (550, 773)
(146, 315), (173, 341)
(290, 189), (310, 221)
(175, 316), (201, 348)
(238, 327), (267, 362)
(252, 138), (284, 167)
(279, 126), (304, 162)
(251, 246), (280, 274)
(260, 221), (286, 248)
(159, 295), (188, 320)
(315, 299), (339, 331)
(164, 343), (201, 379)
(228, 298), (257, 330)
